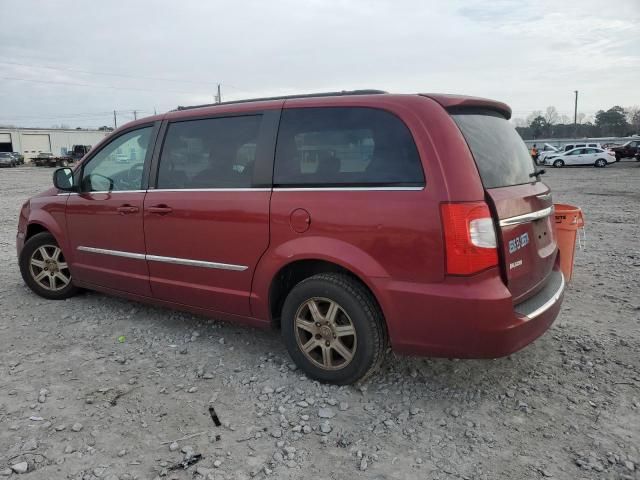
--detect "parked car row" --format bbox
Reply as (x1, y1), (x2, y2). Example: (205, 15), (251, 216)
(0, 152), (25, 167)
(534, 139), (640, 167)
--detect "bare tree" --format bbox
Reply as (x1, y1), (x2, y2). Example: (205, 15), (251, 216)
(559, 114), (571, 124)
(544, 106), (559, 125)
(512, 117), (528, 128)
(626, 106), (640, 129)
(526, 110), (543, 125)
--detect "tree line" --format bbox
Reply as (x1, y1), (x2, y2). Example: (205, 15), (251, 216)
(514, 105), (640, 140)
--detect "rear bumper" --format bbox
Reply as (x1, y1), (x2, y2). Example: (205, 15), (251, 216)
(375, 267), (565, 358)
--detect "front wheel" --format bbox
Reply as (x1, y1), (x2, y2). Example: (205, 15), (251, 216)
(594, 159), (607, 168)
(553, 159), (564, 168)
(281, 273), (386, 385)
(19, 232), (78, 300)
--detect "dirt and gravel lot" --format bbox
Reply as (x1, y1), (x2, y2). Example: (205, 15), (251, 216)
(0, 163), (639, 480)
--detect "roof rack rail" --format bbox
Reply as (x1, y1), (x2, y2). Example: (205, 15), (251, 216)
(175, 89), (388, 111)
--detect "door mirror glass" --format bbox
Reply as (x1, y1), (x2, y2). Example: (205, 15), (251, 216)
(85, 173), (114, 192)
(53, 167), (75, 191)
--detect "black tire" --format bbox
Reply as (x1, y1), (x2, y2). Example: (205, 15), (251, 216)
(553, 159), (564, 168)
(19, 232), (78, 300)
(595, 159), (607, 168)
(281, 273), (386, 385)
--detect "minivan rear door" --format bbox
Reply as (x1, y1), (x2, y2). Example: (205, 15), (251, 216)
(451, 110), (557, 302)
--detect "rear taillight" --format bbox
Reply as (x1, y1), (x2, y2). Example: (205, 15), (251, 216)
(441, 202), (498, 275)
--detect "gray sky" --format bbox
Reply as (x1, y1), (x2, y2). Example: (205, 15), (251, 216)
(1, 0), (638, 128)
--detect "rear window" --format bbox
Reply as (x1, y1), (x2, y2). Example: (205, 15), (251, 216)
(451, 111), (536, 189)
(274, 107), (424, 187)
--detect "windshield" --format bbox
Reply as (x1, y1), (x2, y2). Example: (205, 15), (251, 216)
(451, 110), (536, 189)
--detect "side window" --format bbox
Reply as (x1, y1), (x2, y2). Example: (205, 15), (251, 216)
(156, 115), (261, 189)
(569, 149), (584, 155)
(274, 107), (424, 187)
(81, 127), (152, 192)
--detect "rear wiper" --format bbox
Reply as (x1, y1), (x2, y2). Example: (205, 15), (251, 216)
(529, 169), (546, 178)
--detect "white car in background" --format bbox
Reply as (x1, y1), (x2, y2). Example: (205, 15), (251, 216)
(544, 147), (616, 168)
(537, 143), (561, 163)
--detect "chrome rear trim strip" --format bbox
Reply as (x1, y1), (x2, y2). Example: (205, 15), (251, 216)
(77, 246), (247, 271)
(77, 246), (146, 260)
(146, 254), (247, 271)
(526, 272), (565, 319)
(499, 206), (554, 227)
(149, 188), (270, 192)
(273, 186), (424, 192)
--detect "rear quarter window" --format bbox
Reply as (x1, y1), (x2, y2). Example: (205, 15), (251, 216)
(274, 107), (424, 187)
(451, 111), (536, 189)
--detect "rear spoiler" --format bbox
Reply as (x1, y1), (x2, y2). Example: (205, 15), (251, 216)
(419, 94), (512, 120)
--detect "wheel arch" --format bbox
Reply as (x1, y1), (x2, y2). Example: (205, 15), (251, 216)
(252, 238), (390, 330)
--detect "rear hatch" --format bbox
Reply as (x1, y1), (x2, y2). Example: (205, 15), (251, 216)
(451, 110), (557, 302)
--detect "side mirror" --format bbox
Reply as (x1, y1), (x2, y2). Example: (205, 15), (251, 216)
(53, 167), (75, 191)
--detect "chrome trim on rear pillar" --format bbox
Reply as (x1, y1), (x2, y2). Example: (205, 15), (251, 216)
(499, 206), (554, 227)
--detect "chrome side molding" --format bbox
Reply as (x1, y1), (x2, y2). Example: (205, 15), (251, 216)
(77, 246), (248, 272)
(499, 206), (554, 227)
(77, 246), (146, 260)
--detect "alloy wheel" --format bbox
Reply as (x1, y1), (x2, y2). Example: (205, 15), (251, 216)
(29, 245), (71, 291)
(294, 297), (357, 370)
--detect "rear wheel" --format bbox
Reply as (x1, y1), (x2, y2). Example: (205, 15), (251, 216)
(19, 232), (78, 300)
(281, 273), (386, 385)
(594, 158), (607, 168)
(553, 159), (564, 168)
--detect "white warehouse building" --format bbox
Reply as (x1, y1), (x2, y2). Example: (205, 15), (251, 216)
(0, 127), (111, 162)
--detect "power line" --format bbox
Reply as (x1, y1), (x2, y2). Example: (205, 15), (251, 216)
(0, 75), (203, 95)
(0, 59), (234, 89)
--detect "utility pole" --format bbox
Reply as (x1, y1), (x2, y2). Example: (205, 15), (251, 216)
(216, 83), (222, 104)
(133, 110), (137, 120)
(574, 90), (578, 136)
(113, 110), (117, 129)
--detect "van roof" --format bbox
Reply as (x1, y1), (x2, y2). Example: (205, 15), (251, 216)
(174, 91), (512, 119)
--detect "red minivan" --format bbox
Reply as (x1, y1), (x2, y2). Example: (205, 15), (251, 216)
(16, 91), (564, 384)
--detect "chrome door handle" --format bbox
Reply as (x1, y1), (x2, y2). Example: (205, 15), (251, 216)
(146, 205), (173, 215)
(117, 205), (139, 214)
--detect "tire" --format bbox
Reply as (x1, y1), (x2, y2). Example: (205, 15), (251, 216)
(553, 159), (564, 168)
(19, 232), (78, 300)
(595, 159), (607, 168)
(281, 273), (386, 385)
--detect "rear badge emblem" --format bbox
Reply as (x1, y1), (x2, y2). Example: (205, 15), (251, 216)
(510, 259), (523, 270)
(508, 232), (529, 254)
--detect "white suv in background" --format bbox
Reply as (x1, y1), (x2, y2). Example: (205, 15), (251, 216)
(561, 142), (601, 152)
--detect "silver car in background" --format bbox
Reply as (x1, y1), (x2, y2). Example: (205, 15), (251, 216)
(544, 147), (616, 168)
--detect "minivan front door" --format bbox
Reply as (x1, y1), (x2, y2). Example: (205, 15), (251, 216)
(143, 112), (278, 316)
(66, 125), (155, 296)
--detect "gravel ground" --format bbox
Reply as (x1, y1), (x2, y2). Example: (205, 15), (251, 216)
(1, 163), (639, 480)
